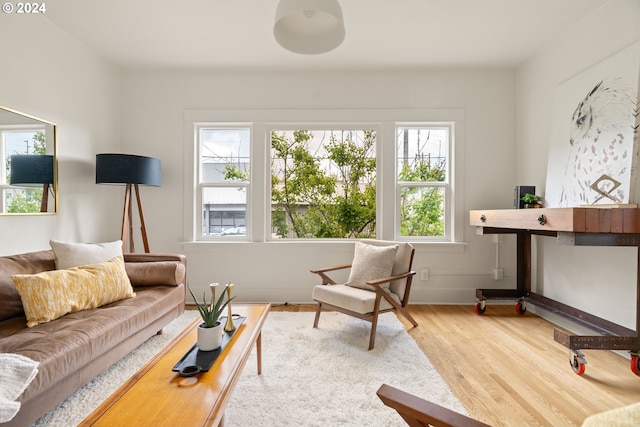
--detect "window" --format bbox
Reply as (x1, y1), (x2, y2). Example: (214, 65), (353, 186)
(187, 109), (463, 245)
(270, 128), (376, 239)
(1, 128), (46, 213)
(396, 125), (451, 241)
(197, 126), (250, 238)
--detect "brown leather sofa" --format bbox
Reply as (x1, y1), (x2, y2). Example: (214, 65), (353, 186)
(0, 250), (186, 427)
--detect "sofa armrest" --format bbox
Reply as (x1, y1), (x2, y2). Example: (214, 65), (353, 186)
(123, 253), (186, 264)
(123, 253), (186, 287)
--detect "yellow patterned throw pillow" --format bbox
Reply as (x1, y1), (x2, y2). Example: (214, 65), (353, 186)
(12, 256), (135, 328)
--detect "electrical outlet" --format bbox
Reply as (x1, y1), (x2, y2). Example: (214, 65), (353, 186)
(420, 269), (429, 280)
(493, 268), (504, 280)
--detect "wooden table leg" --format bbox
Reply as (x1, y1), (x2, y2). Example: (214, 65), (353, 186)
(256, 331), (262, 375)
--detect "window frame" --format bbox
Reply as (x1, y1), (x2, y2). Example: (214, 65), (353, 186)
(195, 124), (251, 241)
(395, 123), (453, 242)
(184, 109), (465, 247)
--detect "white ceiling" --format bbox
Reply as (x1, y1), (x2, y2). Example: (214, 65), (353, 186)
(44, 0), (608, 71)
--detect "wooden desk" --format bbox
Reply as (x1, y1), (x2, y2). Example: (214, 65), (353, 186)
(469, 208), (640, 375)
(80, 303), (270, 427)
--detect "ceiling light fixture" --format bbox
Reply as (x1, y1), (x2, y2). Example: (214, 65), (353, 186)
(273, 0), (345, 55)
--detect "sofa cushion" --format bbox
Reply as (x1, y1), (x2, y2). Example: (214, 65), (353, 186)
(125, 261), (185, 287)
(345, 242), (398, 291)
(0, 251), (55, 322)
(0, 283), (184, 404)
(12, 256), (135, 327)
(50, 239), (123, 269)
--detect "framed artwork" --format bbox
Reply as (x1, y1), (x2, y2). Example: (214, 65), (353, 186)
(545, 41), (640, 208)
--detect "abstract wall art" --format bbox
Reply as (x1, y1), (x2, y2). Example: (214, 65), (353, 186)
(545, 41), (640, 207)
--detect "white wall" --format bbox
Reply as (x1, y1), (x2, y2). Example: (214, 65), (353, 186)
(517, 0), (640, 329)
(121, 69), (518, 304)
(0, 15), (122, 255)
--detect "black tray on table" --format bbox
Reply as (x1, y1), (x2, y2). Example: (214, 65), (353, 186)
(172, 314), (245, 376)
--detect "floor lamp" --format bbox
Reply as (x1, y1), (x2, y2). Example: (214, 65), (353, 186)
(96, 153), (162, 253)
(10, 154), (54, 212)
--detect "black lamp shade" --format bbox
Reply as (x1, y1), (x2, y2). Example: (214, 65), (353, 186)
(10, 155), (54, 185)
(96, 154), (162, 186)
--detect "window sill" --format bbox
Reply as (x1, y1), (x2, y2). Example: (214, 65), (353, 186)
(182, 240), (468, 253)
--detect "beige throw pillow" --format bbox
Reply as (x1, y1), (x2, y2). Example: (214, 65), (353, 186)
(12, 256), (135, 327)
(50, 239), (123, 269)
(345, 242), (399, 291)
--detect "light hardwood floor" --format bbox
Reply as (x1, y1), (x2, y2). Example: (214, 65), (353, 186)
(271, 303), (640, 426)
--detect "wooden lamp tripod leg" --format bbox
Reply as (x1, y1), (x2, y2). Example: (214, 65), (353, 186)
(120, 184), (133, 253)
(134, 184), (150, 253)
(120, 184), (151, 254)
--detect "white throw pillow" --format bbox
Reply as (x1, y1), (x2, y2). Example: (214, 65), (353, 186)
(50, 239), (123, 270)
(345, 242), (399, 291)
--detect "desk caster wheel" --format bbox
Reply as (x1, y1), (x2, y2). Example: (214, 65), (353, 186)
(570, 350), (587, 375)
(515, 300), (527, 315)
(630, 354), (640, 376)
(474, 300), (486, 314)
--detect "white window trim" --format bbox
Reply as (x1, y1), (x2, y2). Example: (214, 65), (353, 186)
(183, 109), (465, 249)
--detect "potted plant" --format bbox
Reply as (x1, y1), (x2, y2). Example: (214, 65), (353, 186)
(521, 193), (543, 208)
(189, 283), (235, 351)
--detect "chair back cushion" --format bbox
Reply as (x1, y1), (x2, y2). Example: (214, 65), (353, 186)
(345, 242), (398, 291)
(361, 240), (413, 297)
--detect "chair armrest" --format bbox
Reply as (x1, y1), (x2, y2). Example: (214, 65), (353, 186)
(366, 270), (416, 286)
(310, 263), (352, 274)
(377, 384), (491, 427)
(310, 264), (352, 285)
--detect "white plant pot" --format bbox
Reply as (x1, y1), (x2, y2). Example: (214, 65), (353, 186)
(197, 322), (224, 351)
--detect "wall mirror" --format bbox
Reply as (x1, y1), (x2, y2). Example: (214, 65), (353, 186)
(0, 105), (57, 214)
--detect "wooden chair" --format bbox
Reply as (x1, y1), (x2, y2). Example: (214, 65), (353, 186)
(377, 384), (492, 427)
(311, 239), (418, 350)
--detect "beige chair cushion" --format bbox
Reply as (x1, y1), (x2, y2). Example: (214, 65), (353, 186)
(345, 241), (398, 291)
(312, 284), (400, 315)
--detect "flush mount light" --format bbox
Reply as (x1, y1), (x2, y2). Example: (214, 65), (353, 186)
(273, 0), (345, 55)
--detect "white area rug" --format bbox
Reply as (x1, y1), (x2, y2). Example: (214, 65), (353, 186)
(32, 310), (466, 427)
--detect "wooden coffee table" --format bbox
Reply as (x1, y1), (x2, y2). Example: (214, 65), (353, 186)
(80, 303), (271, 427)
